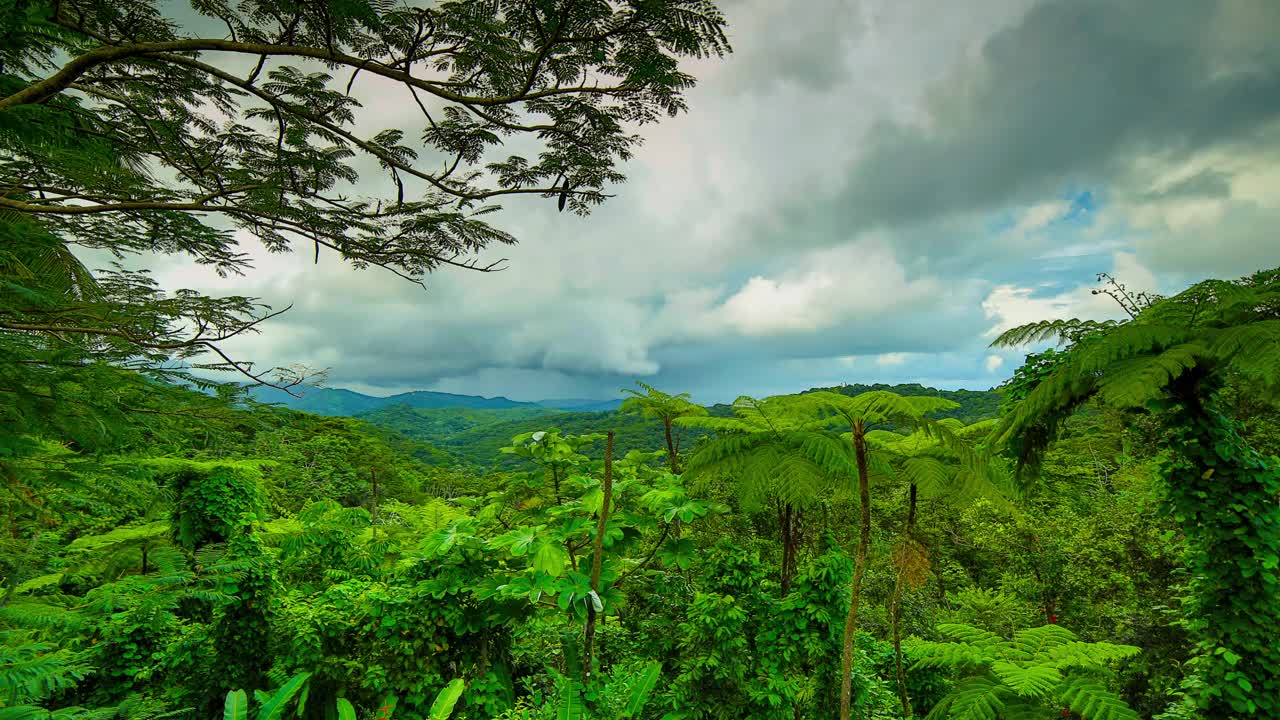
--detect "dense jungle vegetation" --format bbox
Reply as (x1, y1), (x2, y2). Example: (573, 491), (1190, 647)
(3, 1), (1280, 719)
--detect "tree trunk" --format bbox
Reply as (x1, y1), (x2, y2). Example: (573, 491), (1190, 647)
(840, 420), (872, 720)
(663, 418), (679, 474)
(780, 503), (796, 597)
(890, 483), (918, 719)
(369, 468), (379, 540)
(583, 430), (615, 683)
(664, 419), (684, 539)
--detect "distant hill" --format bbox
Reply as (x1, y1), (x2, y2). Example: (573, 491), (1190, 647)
(536, 398), (625, 411)
(356, 405), (563, 444)
(249, 385), (542, 416)
(268, 381), (1005, 470)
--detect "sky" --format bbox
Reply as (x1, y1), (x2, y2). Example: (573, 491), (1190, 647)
(122, 0), (1280, 404)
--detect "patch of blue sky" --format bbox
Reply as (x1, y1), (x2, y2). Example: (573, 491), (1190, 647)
(983, 187), (1100, 237)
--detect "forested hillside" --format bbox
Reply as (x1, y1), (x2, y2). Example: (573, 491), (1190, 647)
(360, 405), (713, 470)
(351, 384), (1005, 471)
(4, 1), (1280, 720)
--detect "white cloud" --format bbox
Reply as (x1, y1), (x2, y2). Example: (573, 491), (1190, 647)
(877, 352), (909, 366)
(712, 240), (943, 337)
(1009, 200), (1070, 235)
(981, 251), (1158, 338)
(984, 354), (1005, 372)
(718, 273), (836, 334)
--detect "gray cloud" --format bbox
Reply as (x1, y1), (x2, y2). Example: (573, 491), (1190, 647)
(795, 0), (1280, 259)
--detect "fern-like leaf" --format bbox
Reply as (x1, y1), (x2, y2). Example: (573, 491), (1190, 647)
(990, 661), (1061, 698)
(947, 677), (1006, 720)
(1060, 680), (1139, 720)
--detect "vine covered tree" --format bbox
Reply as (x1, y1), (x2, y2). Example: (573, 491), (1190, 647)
(0, 0), (731, 389)
(991, 267), (1280, 717)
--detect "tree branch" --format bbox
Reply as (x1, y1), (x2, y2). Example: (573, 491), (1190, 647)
(2, 35), (642, 113)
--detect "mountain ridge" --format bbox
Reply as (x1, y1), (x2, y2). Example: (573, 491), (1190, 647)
(249, 385), (548, 415)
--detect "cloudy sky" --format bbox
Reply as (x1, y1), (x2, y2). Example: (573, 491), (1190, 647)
(132, 0), (1280, 404)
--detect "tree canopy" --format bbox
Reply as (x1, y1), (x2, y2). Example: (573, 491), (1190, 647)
(0, 0), (731, 388)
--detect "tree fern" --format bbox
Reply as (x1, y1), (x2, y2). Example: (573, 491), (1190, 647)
(690, 390), (961, 720)
(619, 382), (708, 473)
(0, 641), (87, 706)
(909, 621), (1139, 720)
(944, 677), (1006, 720)
(991, 266), (1280, 716)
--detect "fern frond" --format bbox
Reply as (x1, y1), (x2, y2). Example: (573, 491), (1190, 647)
(990, 661), (1061, 698)
(921, 694), (954, 720)
(1046, 641), (1141, 671)
(1060, 679), (1139, 720)
(1202, 321), (1280, 389)
(947, 676), (1007, 720)
(908, 640), (992, 672)
(791, 431), (858, 478)
(935, 624), (1005, 649)
(1012, 625), (1079, 659)
(0, 643), (87, 705)
(901, 456), (953, 498)
(992, 319), (1118, 347)
(864, 429), (908, 448)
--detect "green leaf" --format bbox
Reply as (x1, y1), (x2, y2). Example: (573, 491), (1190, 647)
(224, 690), (248, 720)
(256, 673), (311, 720)
(533, 541), (569, 575)
(428, 679), (465, 720)
(374, 694), (398, 720)
(14, 573), (64, 594)
(557, 682), (584, 720)
(658, 538), (696, 570)
(622, 661), (663, 717)
(335, 699), (355, 720)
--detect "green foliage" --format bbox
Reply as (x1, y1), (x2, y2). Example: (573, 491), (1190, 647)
(911, 622), (1139, 720)
(155, 460), (268, 550)
(802, 383), (1005, 426)
(5, 220), (1278, 720)
(991, 267), (1280, 477)
(219, 673), (309, 720)
(1160, 404), (1280, 716)
(364, 408), (717, 471)
(0, 639), (86, 706)
(992, 266), (1280, 716)
(428, 679), (465, 720)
